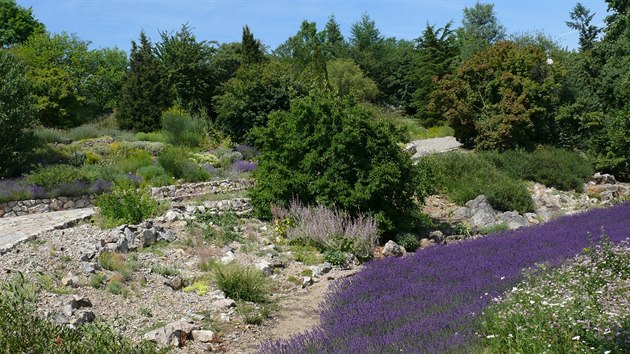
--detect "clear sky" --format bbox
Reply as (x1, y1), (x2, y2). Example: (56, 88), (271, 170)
(18, 0), (610, 52)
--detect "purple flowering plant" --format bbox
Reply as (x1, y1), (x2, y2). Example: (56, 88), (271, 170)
(261, 202), (630, 353)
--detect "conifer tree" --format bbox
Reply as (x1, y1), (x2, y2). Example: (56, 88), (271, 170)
(116, 32), (168, 132)
(241, 25), (265, 66)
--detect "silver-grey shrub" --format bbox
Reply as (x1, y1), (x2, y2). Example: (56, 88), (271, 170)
(280, 201), (378, 259)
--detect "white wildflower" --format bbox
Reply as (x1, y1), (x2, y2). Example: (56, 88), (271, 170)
(572, 335), (580, 341)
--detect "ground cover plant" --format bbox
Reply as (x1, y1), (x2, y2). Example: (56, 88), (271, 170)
(260, 202), (630, 353)
(427, 152), (534, 213)
(481, 238), (630, 353)
(95, 180), (161, 226)
(0, 274), (158, 353)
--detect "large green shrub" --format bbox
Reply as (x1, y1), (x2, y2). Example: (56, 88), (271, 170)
(95, 180), (159, 226)
(157, 146), (209, 182)
(161, 108), (203, 147)
(251, 90), (423, 234)
(137, 164), (173, 187)
(431, 41), (560, 150)
(212, 263), (271, 303)
(429, 152), (534, 213)
(26, 164), (98, 190)
(482, 146), (593, 191)
(0, 50), (37, 177)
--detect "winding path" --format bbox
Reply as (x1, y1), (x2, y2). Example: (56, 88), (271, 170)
(0, 208), (95, 255)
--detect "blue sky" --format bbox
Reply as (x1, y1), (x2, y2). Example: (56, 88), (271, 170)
(18, 0), (610, 52)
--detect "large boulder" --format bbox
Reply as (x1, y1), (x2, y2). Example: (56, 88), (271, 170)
(143, 319), (200, 347)
(497, 211), (529, 230)
(466, 195), (496, 228)
(382, 240), (406, 257)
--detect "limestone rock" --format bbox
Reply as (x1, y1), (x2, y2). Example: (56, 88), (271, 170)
(382, 240), (406, 257)
(466, 195), (496, 228)
(497, 211), (529, 230)
(192, 330), (215, 343)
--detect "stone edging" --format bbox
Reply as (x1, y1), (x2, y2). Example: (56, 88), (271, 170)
(0, 179), (254, 219)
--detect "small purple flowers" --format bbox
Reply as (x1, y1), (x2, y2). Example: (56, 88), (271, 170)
(260, 202), (630, 353)
(232, 160), (256, 173)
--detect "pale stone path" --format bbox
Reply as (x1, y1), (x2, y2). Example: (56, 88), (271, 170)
(0, 208), (96, 255)
(411, 136), (462, 158)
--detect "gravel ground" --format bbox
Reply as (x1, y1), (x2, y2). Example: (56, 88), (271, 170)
(411, 136), (462, 158)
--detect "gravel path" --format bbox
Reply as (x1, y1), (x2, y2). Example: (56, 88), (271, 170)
(411, 136), (462, 158)
(0, 208), (95, 255)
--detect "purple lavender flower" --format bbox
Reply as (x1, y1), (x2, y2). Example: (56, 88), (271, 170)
(88, 179), (113, 194)
(50, 181), (90, 197)
(202, 163), (220, 176)
(232, 160), (256, 173)
(260, 202), (630, 353)
(235, 144), (259, 160)
(0, 178), (31, 202)
(28, 185), (47, 199)
(126, 173), (143, 186)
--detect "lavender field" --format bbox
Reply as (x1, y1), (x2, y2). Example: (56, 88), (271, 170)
(261, 202), (630, 353)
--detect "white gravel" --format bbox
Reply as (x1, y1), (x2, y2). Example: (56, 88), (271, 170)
(411, 137), (462, 158)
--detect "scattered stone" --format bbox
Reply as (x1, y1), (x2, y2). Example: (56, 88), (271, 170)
(420, 238), (435, 248)
(61, 272), (79, 288)
(428, 230), (445, 243)
(220, 251), (236, 264)
(382, 240), (406, 257)
(143, 319), (200, 347)
(165, 210), (180, 222)
(404, 143), (417, 155)
(309, 262), (332, 276)
(166, 276), (185, 291)
(213, 299), (236, 309)
(497, 211), (529, 230)
(466, 195), (496, 228)
(301, 276), (314, 288)
(192, 330), (215, 343)
(593, 172), (616, 185)
(71, 311), (96, 326)
(255, 260), (272, 276)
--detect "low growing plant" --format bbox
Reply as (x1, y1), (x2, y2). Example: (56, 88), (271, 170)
(213, 263), (271, 303)
(95, 180), (160, 226)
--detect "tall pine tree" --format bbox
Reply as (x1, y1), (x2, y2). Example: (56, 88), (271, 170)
(241, 25), (266, 66)
(117, 32), (169, 132)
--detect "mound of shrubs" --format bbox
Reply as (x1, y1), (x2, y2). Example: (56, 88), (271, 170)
(251, 90), (425, 235)
(95, 180), (160, 226)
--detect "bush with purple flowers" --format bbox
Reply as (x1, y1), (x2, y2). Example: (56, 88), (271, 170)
(260, 202), (630, 353)
(231, 160), (256, 173)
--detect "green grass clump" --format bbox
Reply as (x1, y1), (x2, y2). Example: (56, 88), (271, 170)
(135, 131), (167, 143)
(98, 252), (141, 281)
(158, 146), (209, 182)
(137, 164), (174, 187)
(395, 233), (420, 251)
(428, 152), (534, 214)
(481, 146), (593, 192)
(25, 164), (98, 190)
(150, 264), (179, 277)
(481, 238), (630, 353)
(115, 149), (153, 173)
(0, 274), (157, 353)
(33, 127), (69, 144)
(213, 263), (271, 303)
(162, 109), (203, 147)
(95, 180), (160, 226)
(288, 244), (323, 265)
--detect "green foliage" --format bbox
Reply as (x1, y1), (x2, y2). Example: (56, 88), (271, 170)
(394, 233), (420, 251)
(212, 262), (271, 303)
(429, 152), (534, 213)
(90, 273), (107, 289)
(477, 223), (509, 235)
(323, 249), (347, 266)
(481, 147), (593, 192)
(457, 2), (506, 60)
(197, 212), (242, 246)
(157, 24), (216, 114)
(0, 49), (37, 177)
(25, 164), (98, 190)
(481, 238), (630, 353)
(11, 32), (121, 127)
(431, 41), (561, 150)
(288, 244), (323, 265)
(137, 164), (173, 187)
(161, 108), (203, 147)
(274, 20), (328, 84)
(0, 0), (45, 47)
(135, 131), (167, 143)
(327, 58), (378, 102)
(117, 31), (169, 132)
(409, 22), (458, 126)
(241, 25), (266, 66)
(150, 264), (179, 277)
(116, 149), (153, 173)
(0, 274), (157, 353)
(251, 90), (423, 235)
(214, 60), (302, 142)
(158, 146), (208, 182)
(95, 180), (159, 226)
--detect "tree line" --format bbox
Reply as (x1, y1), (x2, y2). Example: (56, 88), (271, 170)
(1, 0), (629, 179)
